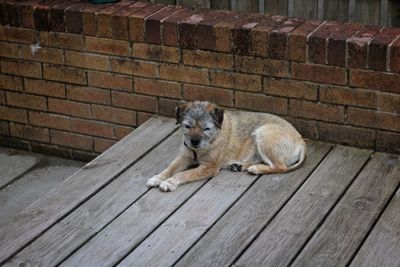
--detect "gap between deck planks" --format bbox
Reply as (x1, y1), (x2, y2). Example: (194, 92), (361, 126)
(0, 116), (177, 265)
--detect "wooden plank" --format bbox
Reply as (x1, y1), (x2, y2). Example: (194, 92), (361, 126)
(293, 153), (400, 266)
(265, 0), (288, 15)
(353, 0), (380, 25)
(211, 0), (230, 10)
(178, 0), (210, 8)
(117, 169), (259, 266)
(323, 0), (349, 22)
(388, 0), (400, 27)
(153, 0), (176, 4)
(235, 146), (372, 266)
(293, 0), (319, 19)
(350, 176), (400, 266)
(380, 0), (388, 26)
(0, 116), (177, 264)
(0, 148), (39, 189)
(5, 130), (184, 266)
(176, 142), (331, 266)
(231, 0), (259, 12)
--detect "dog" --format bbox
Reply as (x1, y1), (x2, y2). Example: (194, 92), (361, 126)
(147, 101), (306, 192)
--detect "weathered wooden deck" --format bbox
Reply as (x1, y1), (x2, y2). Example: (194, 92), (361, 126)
(0, 116), (399, 267)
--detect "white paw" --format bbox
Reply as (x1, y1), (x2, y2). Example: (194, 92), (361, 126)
(159, 180), (177, 192)
(247, 165), (259, 175)
(146, 175), (163, 188)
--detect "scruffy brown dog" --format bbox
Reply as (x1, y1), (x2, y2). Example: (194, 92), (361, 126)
(147, 101), (306, 192)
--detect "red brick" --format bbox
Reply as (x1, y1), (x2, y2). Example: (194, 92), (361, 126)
(308, 21), (342, 64)
(85, 37), (129, 57)
(71, 118), (114, 138)
(29, 111), (71, 131)
(194, 9), (226, 50)
(235, 92), (287, 115)
(350, 69), (400, 94)
(49, 0), (80, 32)
(112, 2), (149, 40)
(390, 37), (400, 73)
(291, 62), (347, 85)
(0, 120), (9, 136)
(48, 98), (91, 118)
(289, 99), (344, 122)
(145, 5), (183, 44)
(65, 51), (110, 71)
(0, 90), (5, 105)
(319, 85), (377, 108)
(110, 58), (158, 78)
(129, 4), (166, 42)
(183, 84), (233, 107)
(286, 117), (318, 140)
(347, 108), (400, 132)
(33, 0), (64, 31)
(0, 25), (36, 44)
(210, 70), (262, 92)
(318, 123), (375, 148)
(233, 14), (264, 56)
(179, 11), (207, 49)
(137, 111), (153, 125)
(80, 3), (111, 36)
(213, 11), (244, 53)
(0, 106), (28, 123)
(235, 56), (289, 78)
(6, 91), (47, 111)
(39, 31), (84, 50)
(347, 25), (382, 69)
(289, 20), (321, 62)
(95, 1), (133, 38)
(91, 105), (136, 125)
(134, 78), (181, 98)
(51, 129), (92, 150)
(64, 1), (87, 34)
(251, 15), (287, 57)
(0, 74), (23, 91)
(327, 22), (362, 67)
(162, 8), (193, 46)
(112, 91), (158, 112)
(67, 85), (110, 105)
(378, 92), (400, 113)
(24, 78), (66, 98)
(158, 97), (180, 117)
(1, 60), (42, 78)
(160, 64), (209, 85)
(43, 64), (86, 85)
(183, 49), (233, 70)
(268, 18), (304, 60)
(10, 123), (49, 142)
(132, 43), (180, 63)
(19, 1), (41, 29)
(88, 71), (132, 91)
(369, 27), (400, 71)
(376, 131), (400, 153)
(0, 42), (19, 58)
(94, 137), (116, 153)
(20, 45), (64, 64)
(3, 1), (20, 27)
(264, 78), (317, 100)
(114, 125), (134, 139)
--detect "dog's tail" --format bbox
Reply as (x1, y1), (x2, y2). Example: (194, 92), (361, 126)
(287, 140), (306, 172)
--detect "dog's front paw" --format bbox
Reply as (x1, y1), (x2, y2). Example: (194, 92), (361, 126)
(159, 180), (177, 192)
(230, 163), (242, 172)
(247, 165), (260, 175)
(146, 175), (163, 188)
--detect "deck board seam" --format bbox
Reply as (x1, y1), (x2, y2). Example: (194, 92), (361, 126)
(346, 173), (400, 267)
(0, 126), (179, 266)
(229, 144), (335, 266)
(288, 150), (374, 266)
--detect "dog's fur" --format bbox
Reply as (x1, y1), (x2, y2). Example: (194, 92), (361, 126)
(147, 101), (306, 192)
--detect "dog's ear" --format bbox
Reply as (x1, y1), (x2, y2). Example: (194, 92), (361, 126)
(175, 102), (188, 125)
(210, 107), (224, 129)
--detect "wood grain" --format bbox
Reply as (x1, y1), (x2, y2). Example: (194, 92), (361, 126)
(176, 142), (331, 267)
(117, 169), (259, 266)
(5, 130), (183, 266)
(0, 117), (177, 264)
(235, 146), (372, 266)
(293, 153), (400, 266)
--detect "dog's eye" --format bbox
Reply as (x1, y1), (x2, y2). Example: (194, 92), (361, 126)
(204, 127), (211, 131)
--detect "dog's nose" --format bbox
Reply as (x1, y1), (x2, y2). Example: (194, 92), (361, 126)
(191, 138), (201, 147)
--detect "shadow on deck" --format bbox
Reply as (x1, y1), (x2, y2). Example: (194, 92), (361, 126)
(0, 116), (399, 266)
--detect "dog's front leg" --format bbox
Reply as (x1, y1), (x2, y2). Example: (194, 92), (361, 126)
(159, 164), (219, 192)
(147, 156), (192, 188)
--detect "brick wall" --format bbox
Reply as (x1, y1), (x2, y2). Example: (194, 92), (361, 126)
(0, 0), (399, 159)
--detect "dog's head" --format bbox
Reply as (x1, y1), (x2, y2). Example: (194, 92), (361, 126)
(176, 101), (224, 150)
